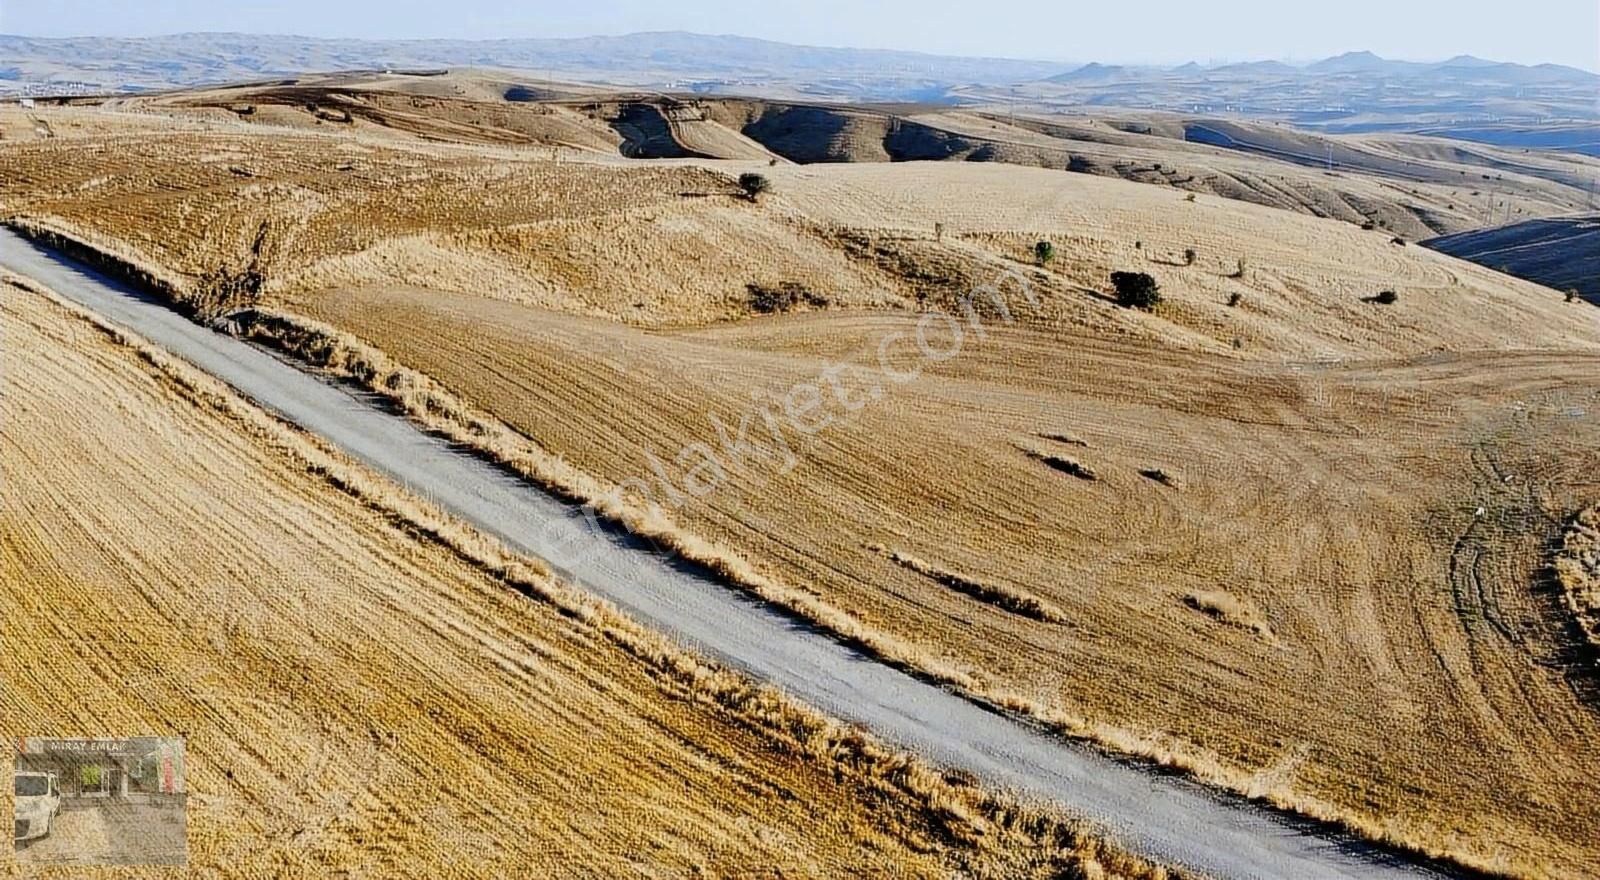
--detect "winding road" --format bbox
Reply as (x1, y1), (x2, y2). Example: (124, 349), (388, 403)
(0, 228), (1456, 879)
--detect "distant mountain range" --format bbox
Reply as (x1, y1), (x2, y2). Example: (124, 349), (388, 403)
(2, 31), (1595, 118)
(0, 31), (1065, 95)
(1044, 50), (1597, 85)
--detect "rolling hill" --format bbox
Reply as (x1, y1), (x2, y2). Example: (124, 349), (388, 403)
(1425, 214), (1600, 304)
(5, 99), (1600, 876)
(43, 71), (1596, 241)
(3, 31), (1595, 126)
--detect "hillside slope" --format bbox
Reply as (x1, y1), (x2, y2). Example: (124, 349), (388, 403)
(63, 77), (1595, 238)
(0, 281), (1152, 879)
(1425, 214), (1600, 304)
(6, 109), (1600, 876)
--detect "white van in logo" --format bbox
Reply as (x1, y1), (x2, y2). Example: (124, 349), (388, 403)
(13, 771), (61, 842)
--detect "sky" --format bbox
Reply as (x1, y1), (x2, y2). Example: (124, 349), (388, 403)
(3, 0), (1597, 71)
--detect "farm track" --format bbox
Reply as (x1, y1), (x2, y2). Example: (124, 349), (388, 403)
(0, 233), (1461, 880)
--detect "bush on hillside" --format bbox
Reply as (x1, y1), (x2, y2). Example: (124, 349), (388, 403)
(738, 172), (771, 200)
(1111, 271), (1161, 310)
(748, 281), (827, 313)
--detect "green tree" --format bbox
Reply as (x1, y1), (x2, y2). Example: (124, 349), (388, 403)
(1034, 240), (1055, 265)
(738, 173), (771, 201)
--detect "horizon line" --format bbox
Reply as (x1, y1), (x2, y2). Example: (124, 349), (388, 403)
(2, 29), (1595, 74)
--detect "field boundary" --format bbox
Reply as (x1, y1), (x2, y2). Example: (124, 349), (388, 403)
(3, 217), (1516, 879)
(4, 268), (1177, 880)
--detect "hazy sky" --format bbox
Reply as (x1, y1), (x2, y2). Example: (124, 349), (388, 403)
(4, 0), (1597, 71)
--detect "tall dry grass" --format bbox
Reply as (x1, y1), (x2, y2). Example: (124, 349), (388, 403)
(871, 544), (1068, 624)
(1555, 504), (1600, 652)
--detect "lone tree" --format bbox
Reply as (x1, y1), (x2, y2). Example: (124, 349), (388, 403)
(1111, 271), (1161, 310)
(738, 172), (771, 201)
(1566, 288), (1581, 303)
(1034, 240), (1055, 265)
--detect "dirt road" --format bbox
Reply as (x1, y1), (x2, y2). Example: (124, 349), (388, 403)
(0, 229), (1456, 880)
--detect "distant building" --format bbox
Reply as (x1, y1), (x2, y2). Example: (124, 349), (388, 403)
(18, 98), (34, 109)
(14, 737), (185, 798)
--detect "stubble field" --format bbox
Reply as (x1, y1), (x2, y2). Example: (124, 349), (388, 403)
(4, 102), (1599, 877)
(0, 282), (1161, 879)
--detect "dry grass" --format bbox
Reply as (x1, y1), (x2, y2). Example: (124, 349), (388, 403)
(107, 82), (1600, 242)
(0, 277), (1175, 880)
(284, 273), (1600, 879)
(7, 108), (1600, 877)
(6, 109), (1599, 355)
(1183, 590), (1273, 638)
(871, 545), (1069, 624)
(1554, 504), (1600, 651)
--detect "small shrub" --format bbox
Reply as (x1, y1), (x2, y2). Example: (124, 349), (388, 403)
(1567, 288), (1581, 303)
(1034, 240), (1055, 265)
(1361, 220), (1377, 230)
(738, 172), (771, 200)
(1183, 247), (1197, 266)
(1227, 291), (1242, 307)
(1184, 192), (1197, 202)
(1140, 468), (1177, 486)
(748, 281), (826, 313)
(1133, 240), (1142, 250)
(192, 265), (265, 318)
(1111, 271), (1161, 310)
(1390, 237), (1407, 247)
(1371, 290), (1399, 305)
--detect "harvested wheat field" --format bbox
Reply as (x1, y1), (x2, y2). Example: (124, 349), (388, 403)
(0, 283), (1167, 879)
(4, 106), (1600, 877)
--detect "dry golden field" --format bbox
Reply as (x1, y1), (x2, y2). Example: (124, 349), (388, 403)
(4, 104), (1600, 877)
(125, 73), (1599, 239)
(0, 281), (1174, 879)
